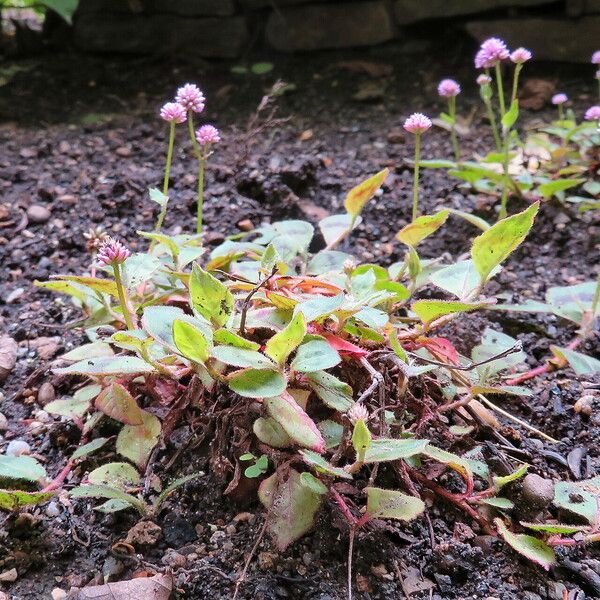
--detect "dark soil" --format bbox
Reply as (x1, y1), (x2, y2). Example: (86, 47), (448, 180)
(0, 32), (599, 600)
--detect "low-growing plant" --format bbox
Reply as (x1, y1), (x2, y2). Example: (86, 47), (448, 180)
(2, 76), (597, 600)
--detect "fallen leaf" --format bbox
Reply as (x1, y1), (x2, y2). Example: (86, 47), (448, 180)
(75, 573), (172, 600)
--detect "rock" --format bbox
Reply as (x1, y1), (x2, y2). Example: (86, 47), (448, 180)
(258, 551), (277, 570)
(162, 513), (196, 547)
(395, 0), (549, 24)
(237, 219), (254, 231)
(74, 13), (248, 57)
(37, 382), (56, 406)
(51, 589), (67, 600)
(574, 394), (594, 416)
(125, 521), (162, 547)
(45, 502), (61, 517)
(27, 204), (51, 223)
(522, 473), (555, 509)
(466, 16), (600, 63)
(266, 2), (394, 51)
(0, 337), (18, 383)
(6, 440), (31, 457)
(75, 574), (172, 600)
(161, 549), (187, 568)
(0, 568), (17, 582)
(0, 413), (7, 431)
(29, 336), (61, 360)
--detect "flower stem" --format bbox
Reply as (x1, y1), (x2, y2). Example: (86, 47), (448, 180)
(113, 262), (135, 330)
(558, 105), (564, 121)
(412, 132), (421, 222)
(510, 63), (522, 105)
(498, 132), (510, 220)
(197, 156), (206, 234)
(494, 62), (506, 117)
(484, 97), (502, 152)
(448, 96), (460, 161)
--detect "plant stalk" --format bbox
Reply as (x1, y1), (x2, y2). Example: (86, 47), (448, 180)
(494, 62), (506, 117)
(113, 262), (136, 330)
(412, 133), (422, 221)
(197, 156), (206, 234)
(448, 96), (460, 161)
(498, 132), (511, 220)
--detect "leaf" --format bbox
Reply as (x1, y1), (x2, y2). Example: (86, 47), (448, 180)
(538, 178), (585, 199)
(0, 490), (54, 511)
(228, 369), (287, 399)
(550, 346), (600, 375)
(71, 438), (109, 461)
(300, 472), (328, 495)
(173, 319), (210, 364)
(422, 446), (473, 480)
(34, 279), (88, 303)
(189, 264), (234, 327)
(418, 159), (456, 168)
(396, 211), (449, 247)
(299, 450), (352, 479)
(61, 342), (114, 361)
(363, 438), (428, 463)
(72, 574), (172, 600)
(54, 356), (155, 377)
(352, 419), (371, 460)
(318, 214), (359, 247)
(213, 328), (259, 350)
(45, 397), (91, 419)
(554, 480), (599, 524)
(308, 250), (354, 275)
(305, 371), (354, 412)
(121, 253), (161, 290)
(95, 383), (144, 426)
(265, 393), (326, 452)
(39, 0), (78, 23)
(212, 346), (275, 369)
(0, 455), (46, 482)
(291, 340), (341, 373)
(116, 411), (161, 468)
(495, 518), (556, 570)
(70, 484), (146, 514)
(251, 62), (274, 74)
(294, 294), (345, 323)
(253, 417), (292, 448)
(481, 497), (514, 509)
(266, 469), (323, 550)
(318, 420), (344, 449)
(431, 260), (497, 300)
(501, 99), (519, 131)
(494, 464), (528, 490)
(411, 299), (487, 323)
(344, 168), (389, 220)
(472, 327), (526, 376)
(521, 522), (589, 534)
(265, 312), (307, 365)
(88, 462), (140, 489)
(365, 487), (425, 521)
(471, 203), (539, 282)
(143, 305), (212, 353)
(323, 334), (368, 358)
(149, 187), (168, 207)
(138, 231), (180, 258)
(444, 208), (490, 231)
(54, 275), (119, 298)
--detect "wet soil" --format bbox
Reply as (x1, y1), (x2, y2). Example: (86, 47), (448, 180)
(0, 32), (599, 600)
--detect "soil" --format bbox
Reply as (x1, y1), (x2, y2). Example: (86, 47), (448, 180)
(0, 29), (599, 600)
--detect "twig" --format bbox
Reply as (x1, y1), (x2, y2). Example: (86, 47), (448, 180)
(357, 357), (384, 404)
(232, 517), (268, 600)
(239, 266), (278, 336)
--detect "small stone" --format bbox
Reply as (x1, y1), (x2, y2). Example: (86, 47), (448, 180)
(115, 146), (132, 157)
(522, 473), (555, 509)
(6, 440), (31, 456)
(258, 551), (277, 570)
(51, 588), (67, 600)
(356, 573), (372, 593)
(0, 413), (8, 431)
(0, 336), (18, 382)
(370, 564), (388, 578)
(237, 219), (254, 231)
(161, 550), (187, 568)
(574, 394), (594, 416)
(57, 194), (77, 205)
(0, 568), (17, 582)
(27, 204), (51, 224)
(45, 502), (61, 518)
(29, 336), (61, 360)
(37, 382), (56, 406)
(125, 521), (162, 547)
(233, 512), (252, 522)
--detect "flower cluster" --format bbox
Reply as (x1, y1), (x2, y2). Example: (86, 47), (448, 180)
(510, 47), (532, 64)
(592, 50), (600, 65)
(160, 102), (187, 124)
(474, 37), (510, 69)
(551, 93), (568, 106)
(437, 79), (461, 98)
(175, 83), (205, 113)
(403, 113), (432, 134)
(477, 74), (492, 86)
(585, 105), (600, 121)
(196, 124), (221, 146)
(96, 237), (130, 267)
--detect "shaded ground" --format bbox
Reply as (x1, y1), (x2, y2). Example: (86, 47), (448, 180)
(0, 32), (599, 599)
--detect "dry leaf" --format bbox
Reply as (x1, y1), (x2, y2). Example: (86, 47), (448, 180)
(75, 573), (172, 600)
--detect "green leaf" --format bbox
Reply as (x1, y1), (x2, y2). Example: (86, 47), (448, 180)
(54, 356), (155, 377)
(418, 159), (456, 168)
(39, 0), (78, 24)
(121, 253), (161, 289)
(0, 455), (46, 482)
(212, 346), (274, 369)
(88, 462), (140, 489)
(422, 445), (473, 480)
(308, 250), (354, 275)
(396, 211), (449, 247)
(521, 522), (589, 534)
(266, 469), (323, 551)
(265, 394), (325, 452)
(411, 299), (487, 323)
(71, 438), (109, 461)
(300, 472), (328, 495)
(253, 417), (292, 448)
(265, 312), (307, 365)
(554, 479), (599, 524)
(495, 518), (556, 570)
(291, 340), (341, 373)
(261, 243), (280, 271)
(318, 420), (344, 449)
(251, 62), (274, 74)
(294, 294), (345, 323)
(430, 260), (491, 299)
(213, 329), (259, 351)
(34, 279), (88, 303)
(352, 419), (371, 460)
(138, 231), (180, 258)
(305, 371), (354, 412)
(494, 464), (528, 490)
(95, 383), (144, 426)
(481, 497), (514, 509)
(471, 202), (539, 282)
(445, 208), (490, 231)
(0, 490), (53, 511)
(189, 264), (234, 327)
(116, 411), (161, 468)
(318, 214), (359, 247)
(228, 369), (287, 399)
(363, 438), (428, 463)
(53, 275), (119, 298)
(173, 319), (210, 364)
(538, 178), (585, 199)
(550, 346), (600, 375)
(61, 342), (114, 361)
(344, 169), (389, 219)
(70, 484), (146, 514)
(148, 187), (168, 207)
(365, 487), (425, 520)
(45, 397), (91, 419)
(299, 450), (352, 479)
(501, 99), (519, 131)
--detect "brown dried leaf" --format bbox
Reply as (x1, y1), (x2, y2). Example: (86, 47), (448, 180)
(75, 573), (172, 600)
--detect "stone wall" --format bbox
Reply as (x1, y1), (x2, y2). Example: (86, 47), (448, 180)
(72, 0), (600, 62)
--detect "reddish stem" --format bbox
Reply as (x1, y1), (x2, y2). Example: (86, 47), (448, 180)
(41, 460), (74, 493)
(330, 487), (358, 527)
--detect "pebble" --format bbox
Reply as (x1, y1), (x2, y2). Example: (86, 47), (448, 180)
(0, 413), (7, 431)
(574, 394), (594, 416)
(237, 219), (254, 231)
(45, 502), (61, 518)
(522, 473), (555, 509)
(161, 550), (187, 568)
(6, 440), (31, 456)
(27, 204), (51, 224)
(51, 588), (67, 600)
(37, 382), (56, 406)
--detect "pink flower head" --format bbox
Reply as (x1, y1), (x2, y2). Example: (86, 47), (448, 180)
(160, 102), (187, 124)
(403, 113), (432, 134)
(477, 74), (492, 86)
(592, 50), (600, 65)
(195, 124), (221, 146)
(510, 47), (532, 64)
(438, 78), (461, 98)
(585, 105), (600, 121)
(96, 237), (130, 267)
(551, 93), (568, 106)
(175, 83), (205, 113)
(475, 37), (510, 69)
(348, 403), (369, 424)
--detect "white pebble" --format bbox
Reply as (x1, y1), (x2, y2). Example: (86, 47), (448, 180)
(6, 440), (31, 456)
(45, 502), (61, 518)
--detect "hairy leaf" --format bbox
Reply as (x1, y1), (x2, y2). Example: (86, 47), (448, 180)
(300, 449), (352, 479)
(396, 211), (449, 247)
(365, 487), (425, 521)
(95, 383), (144, 426)
(305, 371), (354, 412)
(228, 369), (287, 399)
(116, 411), (161, 468)
(189, 264), (234, 327)
(265, 312), (307, 365)
(173, 319), (210, 363)
(0, 455), (46, 482)
(495, 518), (555, 570)
(363, 438), (428, 463)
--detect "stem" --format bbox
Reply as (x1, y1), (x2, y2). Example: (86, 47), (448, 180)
(448, 96), (460, 161)
(197, 157), (205, 234)
(591, 272), (600, 318)
(498, 132), (511, 220)
(347, 527), (355, 600)
(412, 133), (421, 222)
(510, 64), (522, 105)
(485, 98), (502, 152)
(113, 262), (136, 330)
(495, 62), (506, 117)
(558, 105), (564, 121)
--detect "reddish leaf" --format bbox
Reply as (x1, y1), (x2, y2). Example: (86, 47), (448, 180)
(323, 334), (368, 358)
(419, 337), (459, 365)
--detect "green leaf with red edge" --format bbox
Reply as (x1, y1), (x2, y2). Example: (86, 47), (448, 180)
(344, 168), (389, 220)
(395, 211), (449, 247)
(95, 383), (144, 426)
(411, 300), (488, 323)
(495, 518), (556, 570)
(228, 369), (287, 399)
(116, 411), (161, 468)
(365, 487), (425, 521)
(54, 356), (155, 377)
